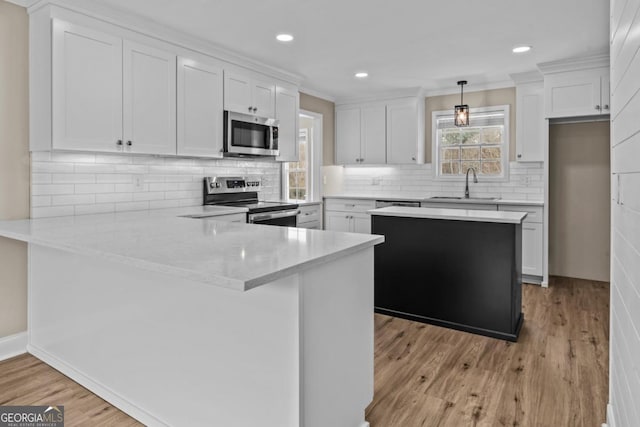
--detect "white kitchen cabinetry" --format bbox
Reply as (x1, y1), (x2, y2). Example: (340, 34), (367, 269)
(123, 41), (176, 155)
(176, 56), (224, 158)
(297, 203), (322, 229)
(499, 205), (544, 277)
(335, 95), (424, 165)
(224, 71), (276, 118)
(515, 81), (545, 162)
(335, 104), (386, 165)
(51, 20), (177, 155)
(544, 67), (610, 118)
(52, 20), (123, 152)
(324, 198), (375, 234)
(275, 85), (300, 162)
(386, 98), (423, 164)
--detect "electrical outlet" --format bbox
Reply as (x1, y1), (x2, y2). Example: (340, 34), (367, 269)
(372, 177), (382, 186)
(134, 175), (144, 191)
(323, 175), (327, 185)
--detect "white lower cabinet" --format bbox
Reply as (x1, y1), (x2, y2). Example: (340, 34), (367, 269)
(499, 205), (544, 277)
(324, 198), (374, 234)
(297, 204), (322, 229)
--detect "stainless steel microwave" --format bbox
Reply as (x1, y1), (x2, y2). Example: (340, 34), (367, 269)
(223, 111), (279, 157)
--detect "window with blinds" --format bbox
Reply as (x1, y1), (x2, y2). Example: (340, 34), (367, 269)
(432, 105), (510, 179)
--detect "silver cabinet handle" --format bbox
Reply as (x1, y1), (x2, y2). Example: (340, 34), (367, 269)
(248, 106), (253, 112)
(253, 107), (258, 113)
(517, 154), (522, 158)
(411, 156), (416, 161)
(126, 140), (132, 146)
(595, 105), (601, 110)
(116, 140), (123, 146)
(603, 104), (609, 110)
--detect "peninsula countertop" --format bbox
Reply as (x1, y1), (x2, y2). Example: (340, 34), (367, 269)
(369, 206), (528, 224)
(0, 207), (383, 292)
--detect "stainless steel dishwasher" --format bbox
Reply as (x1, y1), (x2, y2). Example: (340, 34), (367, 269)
(375, 200), (421, 208)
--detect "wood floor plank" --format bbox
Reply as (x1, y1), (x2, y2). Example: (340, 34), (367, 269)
(0, 277), (608, 426)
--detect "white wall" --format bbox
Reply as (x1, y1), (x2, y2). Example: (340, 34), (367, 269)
(325, 161), (543, 201)
(31, 152), (282, 218)
(609, 0), (640, 425)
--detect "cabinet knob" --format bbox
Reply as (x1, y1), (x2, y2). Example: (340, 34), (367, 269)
(595, 105), (601, 110)
(411, 156), (416, 161)
(116, 140), (123, 146)
(603, 104), (609, 110)
(253, 107), (258, 113)
(126, 140), (132, 146)
(248, 106), (253, 112)
(517, 154), (522, 158)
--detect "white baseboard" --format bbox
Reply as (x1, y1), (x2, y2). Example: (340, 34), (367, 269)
(0, 331), (27, 361)
(605, 403), (616, 427)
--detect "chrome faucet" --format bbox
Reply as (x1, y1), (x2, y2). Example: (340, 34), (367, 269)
(464, 167), (478, 199)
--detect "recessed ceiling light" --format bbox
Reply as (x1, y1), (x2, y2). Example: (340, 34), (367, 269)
(355, 72), (369, 78)
(276, 34), (294, 42)
(512, 45), (531, 53)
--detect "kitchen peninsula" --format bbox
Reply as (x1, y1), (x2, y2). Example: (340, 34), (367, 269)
(0, 210), (383, 427)
(370, 206), (526, 341)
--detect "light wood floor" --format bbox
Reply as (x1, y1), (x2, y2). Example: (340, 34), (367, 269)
(0, 277), (608, 427)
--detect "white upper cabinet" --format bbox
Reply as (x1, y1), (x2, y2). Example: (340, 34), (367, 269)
(52, 20), (123, 152)
(335, 106), (362, 164)
(275, 85), (299, 162)
(360, 105), (387, 164)
(336, 103), (386, 165)
(123, 41), (176, 155)
(176, 56), (224, 158)
(224, 71), (276, 118)
(544, 67), (610, 118)
(386, 98), (422, 164)
(515, 81), (545, 162)
(335, 95), (424, 165)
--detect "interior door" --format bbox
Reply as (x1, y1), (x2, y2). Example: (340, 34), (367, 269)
(123, 41), (176, 155)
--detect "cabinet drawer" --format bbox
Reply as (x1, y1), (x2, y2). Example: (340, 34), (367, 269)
(325, 198), (375, 213)
(499, 205), (543, 223)
(298, 221), (320, 230)
(298, 205), (321, 224)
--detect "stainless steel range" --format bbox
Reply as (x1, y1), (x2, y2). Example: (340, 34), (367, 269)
(203, 176), (300, 227)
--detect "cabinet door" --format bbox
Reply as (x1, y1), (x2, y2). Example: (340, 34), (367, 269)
(600, 73), (610, 114)
(224, 71), (252, 114)
(252, 78), (276, 118)
(177, 57), (223, 158)
(275, 86), (299, 162)
(516, 83), (545, 162)
(360, 105), (386, 164)
(545, 69), (603, 118)
(324, 211), (352, 232)
(386, 99), (418, 164)
(335, 107), (361, 164)
(123, 41), (176, 155)
(522, 222), (543, 276)
(52, 20), (123, 152)
(352, 213), (371, 234)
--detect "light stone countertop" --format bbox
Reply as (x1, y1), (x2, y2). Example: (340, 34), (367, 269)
(0, 207), (383, 292)
(369, 206), (528, 224)
(324, 194), (544, 207)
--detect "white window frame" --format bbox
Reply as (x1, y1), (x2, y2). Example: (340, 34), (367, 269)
(432, 104), (510, 182)
(281, 109), (323, 201)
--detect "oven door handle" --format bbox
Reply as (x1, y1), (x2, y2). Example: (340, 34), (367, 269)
(249, 209), (300, 223)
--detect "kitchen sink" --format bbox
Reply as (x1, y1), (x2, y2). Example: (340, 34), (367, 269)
(429, 196), (501, 201)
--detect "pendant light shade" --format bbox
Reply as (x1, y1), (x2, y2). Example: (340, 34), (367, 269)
(454, 80), (469, 127)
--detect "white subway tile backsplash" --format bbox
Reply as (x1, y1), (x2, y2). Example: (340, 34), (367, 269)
(31, 151), (282, 218)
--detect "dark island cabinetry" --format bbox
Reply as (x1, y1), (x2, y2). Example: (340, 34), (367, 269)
(371, 207), (526, 341)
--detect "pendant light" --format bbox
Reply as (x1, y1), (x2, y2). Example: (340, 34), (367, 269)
(454, 80), (469, 127)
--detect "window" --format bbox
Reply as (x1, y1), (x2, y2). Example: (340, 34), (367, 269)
(287, 129), (309, 200)
(432, 105), (509, 180)
(282, 111), (323, 201)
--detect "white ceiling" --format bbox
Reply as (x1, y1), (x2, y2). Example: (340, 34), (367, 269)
(94, 0), (610, 99)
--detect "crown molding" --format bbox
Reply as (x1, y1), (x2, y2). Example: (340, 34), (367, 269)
(29, 0), (303, 85)
(336, 87), (425, 105)
(537, 52), (610, 75)
(424, 80), (515, 98)
(509, 70), (543, 84)
(5, 0), (40, 7)
(299, 86), (336, 103)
